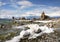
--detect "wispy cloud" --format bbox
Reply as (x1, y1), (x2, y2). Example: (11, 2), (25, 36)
(0, 6), (60, 18)
(17, 0), (33, 9)
(0, 0), (60, 18)
(6, 0), (33, 9)
(0, 9), (20, 18)
(17, 1), (33, 6)
(0, 2), (6, 6)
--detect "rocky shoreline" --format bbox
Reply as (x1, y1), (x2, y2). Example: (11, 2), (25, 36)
(20, 32), (60, 42)
(0, 18), (60, 42)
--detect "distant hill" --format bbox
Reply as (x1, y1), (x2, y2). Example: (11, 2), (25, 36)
(0, 18), (11, 20)
(25, 16), (60, 19)
(25, 16), (40, 19)
(51, 16), (60, 18)
(0, 16), (60, 20)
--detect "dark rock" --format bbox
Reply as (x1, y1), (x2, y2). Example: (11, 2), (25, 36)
(35, 29), (42, 34)
(40, 11), (50, 20)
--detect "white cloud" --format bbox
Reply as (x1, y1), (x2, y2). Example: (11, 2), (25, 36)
(47, 11), (60, 17)
(17, 1), (33, 6)
(9, 0), (46, 9)
(0, 1), (60, 19)
(7, 0), (33, 9)
(0, 9), (20, 18)
(49, 7), (60, 11)
(17, 0), (33, 9)
(0, 2), (6, 6)
(20, 6), (26, 9)
(1, 6), (60, 19)
(19, 7), (60, 17)
(44, 7), (60, 17)
(19, 9), (42, 17)
(0, 9), (41, 18)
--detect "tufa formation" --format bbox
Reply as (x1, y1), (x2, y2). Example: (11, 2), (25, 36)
(40, 12), (50, 20)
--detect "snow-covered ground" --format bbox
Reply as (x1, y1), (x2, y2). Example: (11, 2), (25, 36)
(15, 20), (32, 22)
(6, 24), (54, 42)
(34, 20), (56, 23)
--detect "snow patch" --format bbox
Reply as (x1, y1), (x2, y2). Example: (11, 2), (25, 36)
(6, 24), (54, 42)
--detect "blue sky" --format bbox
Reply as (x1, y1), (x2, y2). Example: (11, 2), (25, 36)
(0, 0), (60, 18)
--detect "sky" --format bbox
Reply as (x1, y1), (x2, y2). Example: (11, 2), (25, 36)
(0, 0), (60, 18)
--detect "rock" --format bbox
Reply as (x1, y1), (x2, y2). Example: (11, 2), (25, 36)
(19, 31), (59, 42)
(35, 29), (42, 33)
(40, 11), (50, 20)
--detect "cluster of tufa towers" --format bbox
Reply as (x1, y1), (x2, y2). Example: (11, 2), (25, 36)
(40, 11), (50, 20)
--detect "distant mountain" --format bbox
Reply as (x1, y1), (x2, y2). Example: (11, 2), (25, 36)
(25, 16), (60, 19)
(0, 18), (11, 20)
(51, 16), (60, 18)
(25, 16), (40, 19)
(0, 16), (60, 20)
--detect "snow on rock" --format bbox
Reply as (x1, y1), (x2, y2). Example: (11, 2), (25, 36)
(6, 24), (54, 42)
(34, 20), (56, 23)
